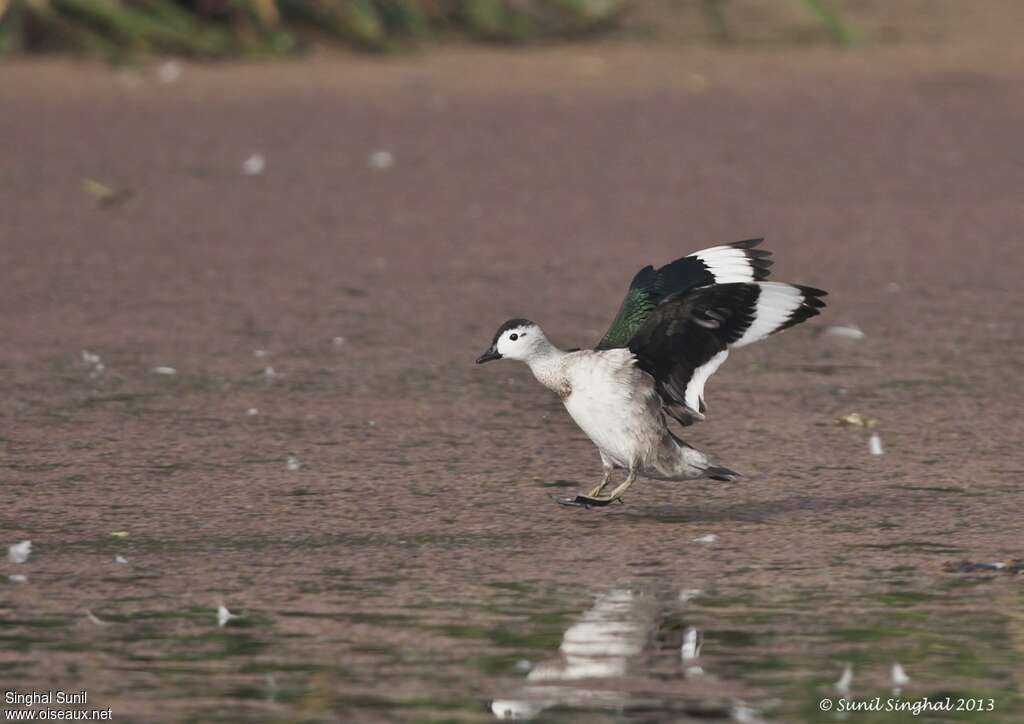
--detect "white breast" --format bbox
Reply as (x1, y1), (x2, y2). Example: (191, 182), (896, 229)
(561, 350), (660, 468)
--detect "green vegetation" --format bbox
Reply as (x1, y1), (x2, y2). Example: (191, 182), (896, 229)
(0, 0), (856, 58)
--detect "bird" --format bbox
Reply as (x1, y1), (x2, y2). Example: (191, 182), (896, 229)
(475, 239), (826, 507)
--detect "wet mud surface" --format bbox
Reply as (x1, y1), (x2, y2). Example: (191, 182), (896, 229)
(1, 37), (1023, 722)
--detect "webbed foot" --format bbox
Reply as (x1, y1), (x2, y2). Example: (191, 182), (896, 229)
(554, 493), (626, 508)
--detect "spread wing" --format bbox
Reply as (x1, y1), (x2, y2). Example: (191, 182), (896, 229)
(596, 239), (773, 350)
(628, 282), (827, 426)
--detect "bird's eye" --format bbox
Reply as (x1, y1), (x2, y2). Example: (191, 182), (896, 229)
(509, 333), (519, 341)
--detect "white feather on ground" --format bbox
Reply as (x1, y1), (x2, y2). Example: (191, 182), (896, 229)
(678, 589), (703, 604)
(368, 150), (395, 169)
(731, 701), (768, 724)
(85, 609), (111, 627)
(681, 626), (704, 676)
(217, 604), (242, 627)
(8, 540), (31, 564)
(892, 663), (910, 693)
(825, 325), (865, 339)
(835, 664), (853, 697)
(681, 627), (702, 660)
(241, 154), (266, 176)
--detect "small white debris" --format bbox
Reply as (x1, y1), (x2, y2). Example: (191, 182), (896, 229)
(824, 325), (865, 340)
(241, 154), (266, 176)
(681, 627), (704, 676)
(116, 68), (143, 89)
(8, 540), (31, 564)
(217, 604), (241, 627)
(368, 420), (376, 427)
(253, 349), (270, 358)
(114, 555), (128, 564)
(693, 534), (718, 544)
(681, 627), (702, 660)
(513, 659), (533, 672)
(152, 366), (177, 376)
(82, 177), (127, 206)
(82, 350), (105, 378)
(886, 282), (901, 293)
(368, 150), (395, 170)
(156, 60), (183, 84)
(8, 574), (29, 584)
(837, 413), (876, 428)
(891, 663), (910, 693)
(246, 408), (260, 416)
(835, 664), (853, 697)
(731, 700), (767, 724)
(491, 700), (546, 720)
(332, 336), (346, 348)
(286, 453), (301, 471)
(679, 588), (703, 604)
(688, 72), (709, 92)
(85, 609), (110, 626)
(263, 366), (277, 381)
(869, 432), (884, 456)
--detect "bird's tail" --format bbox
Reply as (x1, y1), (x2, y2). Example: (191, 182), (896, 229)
(661, 430), (743, 482)
(704, 465), (742, 482)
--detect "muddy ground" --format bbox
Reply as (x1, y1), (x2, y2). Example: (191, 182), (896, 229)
(1, 21), (1023, 724)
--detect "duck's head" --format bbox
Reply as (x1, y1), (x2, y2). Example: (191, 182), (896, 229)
(476, 318), (545, 364)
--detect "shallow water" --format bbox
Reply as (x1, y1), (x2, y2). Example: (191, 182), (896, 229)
(2, 567), (1021, 721)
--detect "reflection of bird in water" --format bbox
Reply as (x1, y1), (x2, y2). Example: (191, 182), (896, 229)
(490, 587), (758, 722)
(477, 239), (826, 506)
(490, 589), (649, 720)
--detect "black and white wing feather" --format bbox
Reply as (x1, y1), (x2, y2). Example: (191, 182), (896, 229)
(597, 239), (773, 350)
(628, 282), (827, 426)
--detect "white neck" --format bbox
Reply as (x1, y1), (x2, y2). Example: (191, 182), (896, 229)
(523, 337), (570, 395)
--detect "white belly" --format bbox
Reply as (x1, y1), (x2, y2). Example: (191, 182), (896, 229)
(560, 351), (660, 468)
(564, 391), (638, 467)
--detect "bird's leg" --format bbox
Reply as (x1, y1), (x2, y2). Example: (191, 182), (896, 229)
(586, 458), (616, 497)
(601, 465), (639, 502)
(559, 464), (639, 508)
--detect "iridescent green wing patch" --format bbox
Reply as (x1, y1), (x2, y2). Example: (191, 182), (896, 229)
(596, 274), (659, 349)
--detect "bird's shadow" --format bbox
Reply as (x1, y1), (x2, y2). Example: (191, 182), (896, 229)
(613, 491), (882, 525)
